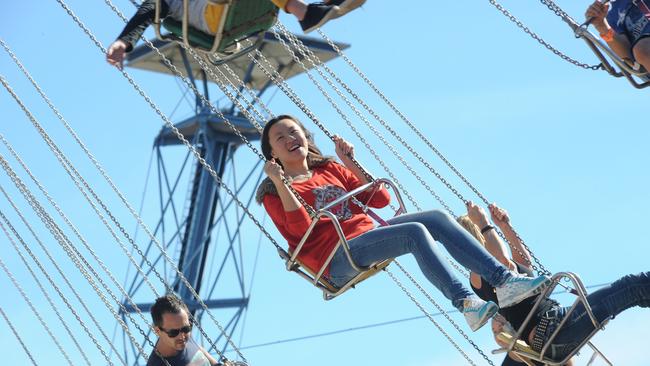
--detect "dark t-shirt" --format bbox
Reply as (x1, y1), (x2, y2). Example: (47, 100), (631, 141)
(146, 338), (212, 366)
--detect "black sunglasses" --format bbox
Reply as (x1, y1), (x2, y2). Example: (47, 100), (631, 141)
(158, 324), (192, 338)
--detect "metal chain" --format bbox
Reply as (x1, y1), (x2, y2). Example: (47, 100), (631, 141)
(0, 306), (38, 365)
(0, 185), (126, 366)
(0, 214), (93, 366)
(383, 266), (480, 366)
(0, 75), (204, 365)
(103, 0), (313, 227)
(274, 23), (442, 212)
(316, 30), (551, 276)
(486, 0), (602, 70)
(107, 0), (316, 223)
(273, 23), (470, 278)
(393, 260), (496, 365)
(0, 255), (75, 366)
(0, 155), (153, 364)
(56, 0), (295, 360)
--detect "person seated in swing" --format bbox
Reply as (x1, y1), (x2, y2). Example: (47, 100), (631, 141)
(586, 0), (650, 72)
(459, 201), (650, 363)
(255, 114), (553, 332)
(106, 0), (365, 69)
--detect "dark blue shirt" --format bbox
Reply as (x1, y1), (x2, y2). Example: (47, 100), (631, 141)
(146, 338), (212, 366)
(607, 0), (650, 44)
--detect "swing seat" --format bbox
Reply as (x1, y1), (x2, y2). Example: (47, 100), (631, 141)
(281, 178), (408, 300)
(574, 25), (650, 89)
(156, 0), (278, 64)
(495, 272), (612, 366)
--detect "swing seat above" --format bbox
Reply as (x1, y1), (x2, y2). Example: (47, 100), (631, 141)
(281, 178), (407, 301)
(574, 24), (650, 89)
(493, 272), (612, 366)
(154, 0), (278, 65)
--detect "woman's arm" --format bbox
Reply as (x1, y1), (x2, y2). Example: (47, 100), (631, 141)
(488, 204), (533, 271)
(264, 159), (303, 212)
(107, 0), (169, 69)
(466, 202), (515, 270)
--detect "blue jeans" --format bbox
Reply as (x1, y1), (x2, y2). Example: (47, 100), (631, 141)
(538, 272), (650, 361)
(327, 210), (512, 310)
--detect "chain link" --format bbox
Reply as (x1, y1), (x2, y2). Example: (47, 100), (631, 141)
(316, 30), (552, 276)
(273, 24), (470, 278)
(0, 255), (75, 366)
(393, 261), (496, 365)
(383, 265), (480, 366)
(0, 153), (153, 363)
(0, 178), (128, 365)
(0, 213), (94, 366)
(487, 0), (602, 70)
(0, 306), (38, 365)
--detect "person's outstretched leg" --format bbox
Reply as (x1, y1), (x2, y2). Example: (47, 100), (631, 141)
(327, 222), (498, 330)
(387, 210), (550, 307)
(542, 272), (650, 360)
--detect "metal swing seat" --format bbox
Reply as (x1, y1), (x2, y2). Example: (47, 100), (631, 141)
(153, 0), (278, 65)
(278, 178), (407, 301)
(493, 272), (613, 366)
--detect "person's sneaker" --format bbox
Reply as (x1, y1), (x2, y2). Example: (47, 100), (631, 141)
(462, 297), (498, 331)
(300, 3), (339, 33)
(326, 0), (366, 18)
(496, 275), (552, 308)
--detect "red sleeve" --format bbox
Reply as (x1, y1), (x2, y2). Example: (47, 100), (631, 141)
(329, 162), (391, 208)
(262, 194), (313, 243)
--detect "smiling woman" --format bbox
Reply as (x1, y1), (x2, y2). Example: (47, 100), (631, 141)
(255, 115), (554, 333)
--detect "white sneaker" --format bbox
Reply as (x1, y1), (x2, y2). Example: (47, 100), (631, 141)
(496, 275), (551, 308)
(462, 297), (498, 331)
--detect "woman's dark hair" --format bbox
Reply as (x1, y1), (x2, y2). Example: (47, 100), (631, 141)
(261, 115), (332, 169)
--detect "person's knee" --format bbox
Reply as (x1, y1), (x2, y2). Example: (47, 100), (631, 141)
(404, 222), (432, 246)
(426, 209), (454, 226)
(632, 38), (650, 70)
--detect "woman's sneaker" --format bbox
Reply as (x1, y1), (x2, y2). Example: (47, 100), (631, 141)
(327, 0), (366, 18)
(300, 4), (339, 33)
(462, 297), (498, 331)
(496, 275), (551, 308)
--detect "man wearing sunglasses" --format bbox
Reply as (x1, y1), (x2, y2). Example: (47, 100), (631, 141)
(148, 294), (221, 366)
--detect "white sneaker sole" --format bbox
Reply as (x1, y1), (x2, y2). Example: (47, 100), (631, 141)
(500, 277), (551, 308)
(331, 0), (366, 19)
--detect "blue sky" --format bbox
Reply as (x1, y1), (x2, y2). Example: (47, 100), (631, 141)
(1, 1), (649, 365)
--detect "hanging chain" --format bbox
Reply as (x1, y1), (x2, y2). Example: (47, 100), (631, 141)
(383, 266), (481, 366)
(316, 30), (552, 276)
(273, 24), (470, 278)
(0, 179), (128, 365)
(486, 0), (602, 70)
(0, 73), (217, 365)
(0, 306), (38, 365)
(0, 255), (75, 366)
(0, 155), (155, 363)
(0, 214), (94, 366)
(393, 261), (496, 365)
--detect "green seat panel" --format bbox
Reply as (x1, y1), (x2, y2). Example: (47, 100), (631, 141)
(162, 0), (278, 53)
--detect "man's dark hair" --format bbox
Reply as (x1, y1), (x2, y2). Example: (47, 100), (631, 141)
(150, 294), (190, 328)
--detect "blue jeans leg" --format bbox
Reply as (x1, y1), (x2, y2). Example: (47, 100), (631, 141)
(387, 210), (512, 287)
(546, 272), (650, 360)
(328, 221), (473, 310)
